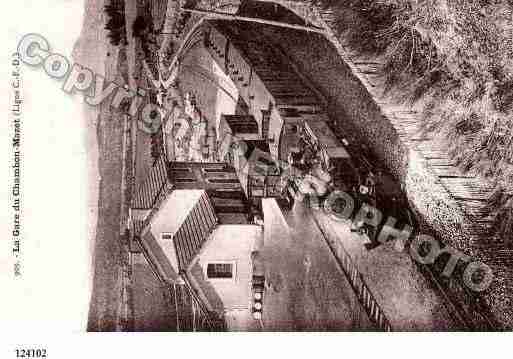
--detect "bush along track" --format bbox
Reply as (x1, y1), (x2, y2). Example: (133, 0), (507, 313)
(304, 0), (513, 242)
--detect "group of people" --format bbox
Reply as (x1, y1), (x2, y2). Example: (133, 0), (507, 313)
(159, 89), (215, 162)
(286, 125), (351, 200)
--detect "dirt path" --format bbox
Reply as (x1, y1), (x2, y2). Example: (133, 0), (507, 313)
(261, 199), (373, 330)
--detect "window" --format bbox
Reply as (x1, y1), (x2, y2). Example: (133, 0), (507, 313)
(202, 165), (228, 172)
(170, 167), (192, 173)
(161, 233), (173, 241)
(206, 178), (240, 184)
(206, 262), (235, 279)
(210, 189), (243, 199)
(175, 178), (196, 183)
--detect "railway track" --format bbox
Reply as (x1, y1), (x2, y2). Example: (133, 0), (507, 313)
(203, 19), (499, 330)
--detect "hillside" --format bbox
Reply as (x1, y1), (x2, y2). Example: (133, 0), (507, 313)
(304, 0), (513, 242)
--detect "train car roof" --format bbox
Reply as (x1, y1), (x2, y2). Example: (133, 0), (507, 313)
(304, 120), (350, 158)
(325, 146), (351, 159)
(304, 120), (339, 148)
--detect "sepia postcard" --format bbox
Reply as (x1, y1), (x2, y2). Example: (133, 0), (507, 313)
(3, 0), (513, 357)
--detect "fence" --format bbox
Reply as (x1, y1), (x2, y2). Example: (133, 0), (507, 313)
(311, 210), (392, 331)
(174, 278), (226, 331)
(120, 114), (135, 233)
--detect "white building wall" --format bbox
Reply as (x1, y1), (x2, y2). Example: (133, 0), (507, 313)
(149, 189), (205, 272)
(194, 224), (262, 311)
(268, 106), (284, 160)
(212, 54), (239, 132)
(209, 27), (276, 137)
(208, 27), (283, 159)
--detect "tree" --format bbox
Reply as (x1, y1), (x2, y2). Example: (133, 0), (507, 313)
(104, 2), (127, 46)
(132, 16), (148, 39)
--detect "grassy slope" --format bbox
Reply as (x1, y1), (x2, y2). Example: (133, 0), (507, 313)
(307, 0), (513, 241)
(77, 0), (128, 331)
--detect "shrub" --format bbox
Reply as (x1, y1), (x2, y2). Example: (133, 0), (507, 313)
(132, 15), (149, 39)
(104, 1), (127, 46)
(301, 0), (513, 239)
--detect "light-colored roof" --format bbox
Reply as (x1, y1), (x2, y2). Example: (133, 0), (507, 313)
(325, 146), (350, 159)
(304, 119), (340, 148)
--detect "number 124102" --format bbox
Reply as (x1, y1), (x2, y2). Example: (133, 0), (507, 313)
(15, 349), (47, 358)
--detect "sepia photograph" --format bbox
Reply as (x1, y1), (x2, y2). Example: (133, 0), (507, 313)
(3, 0), (513, 356)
